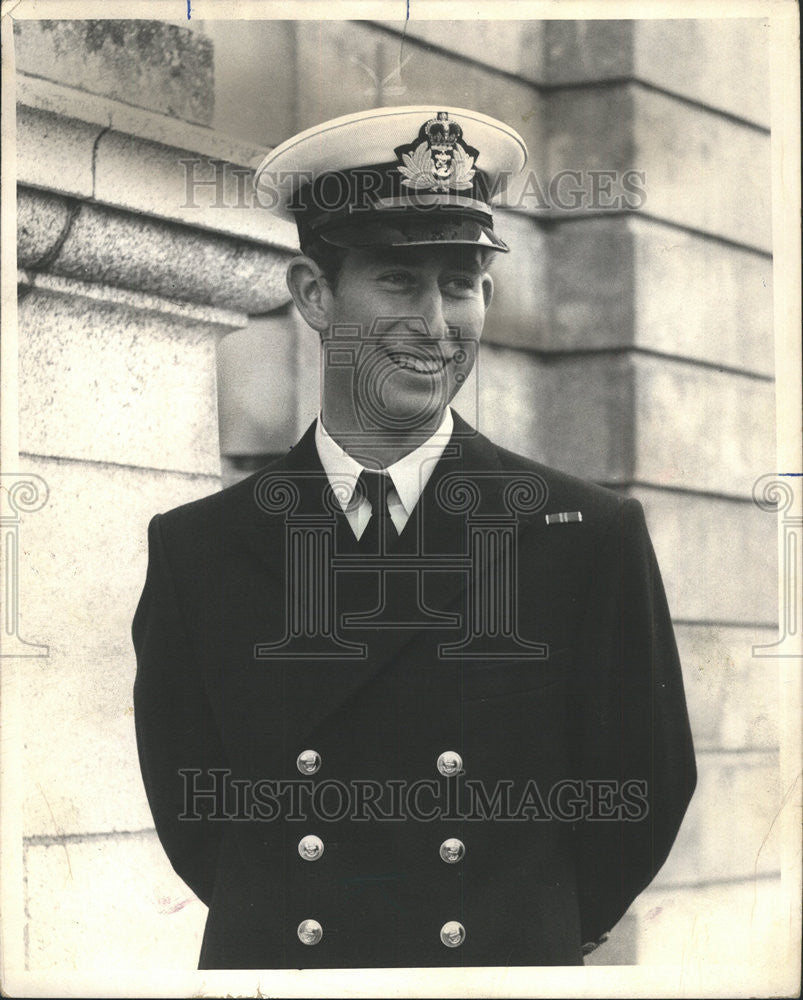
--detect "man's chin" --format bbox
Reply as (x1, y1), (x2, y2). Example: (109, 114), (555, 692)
(357, 399), (448, 435)
(353, 366), (450, 431)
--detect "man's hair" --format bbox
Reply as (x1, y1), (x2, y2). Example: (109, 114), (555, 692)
(303, 238), (498, 291)
(302, 237), (350, 289)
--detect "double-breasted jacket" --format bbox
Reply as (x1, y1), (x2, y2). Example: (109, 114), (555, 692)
(133, 412), (696, 969)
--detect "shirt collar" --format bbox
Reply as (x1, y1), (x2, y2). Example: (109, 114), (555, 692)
(315, 409), (454, 515)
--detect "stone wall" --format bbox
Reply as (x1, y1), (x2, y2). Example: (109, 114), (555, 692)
(10, 17), (296, 973)
(8, 15), (780, 977)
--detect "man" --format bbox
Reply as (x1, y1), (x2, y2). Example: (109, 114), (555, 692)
(133, 106), (696, 969)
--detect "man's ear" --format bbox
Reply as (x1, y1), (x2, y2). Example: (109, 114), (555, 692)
(286, 256), (333, 334)
(481, 273), (494, 310)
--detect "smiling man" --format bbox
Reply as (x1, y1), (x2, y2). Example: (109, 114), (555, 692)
(289, 242), (491, 469)
(133, 107), (696, 970)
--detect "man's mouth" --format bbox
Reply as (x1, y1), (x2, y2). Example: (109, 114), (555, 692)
(387, 350), (448, 374)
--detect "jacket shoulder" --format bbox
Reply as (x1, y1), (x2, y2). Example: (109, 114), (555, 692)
(154, 454), (286, 538)
(491, 439), (634, 522)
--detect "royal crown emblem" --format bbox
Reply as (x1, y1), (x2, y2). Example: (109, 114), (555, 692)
(396, 112), (477, 192)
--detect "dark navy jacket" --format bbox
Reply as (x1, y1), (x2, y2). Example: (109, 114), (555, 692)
(132, 412), (696, 969)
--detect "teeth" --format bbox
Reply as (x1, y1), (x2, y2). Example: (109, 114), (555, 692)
(389, 352), (446, 374)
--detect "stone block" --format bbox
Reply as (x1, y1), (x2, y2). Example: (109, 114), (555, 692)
(543, 19), (770, 127)
(631, 217), (774, 376)
(543, 20), (632, 83)
(24, 832), (206, 971)
(93, 130), (298, 249)
(656, 750), (781, 886)
(633, 19), (770, 127)
(543, 85), (637, 182)
(629, 877), (789, 979)
(632, 486), (777, 625)
(16, 91), (295, 249)
(633, 355), (776, 499)
(18, 188), (293, 315)
(373, 20), (547, 85)
(541, 84), (771, 251)
(374, 19), (770, 128)
(457, 345), (774, 500)
(17, 72), (268, 174)
(16, 105), (102, 199)
(480, 211), (551, 352)
(15, 457), (221, 838)
(676, 624), (780, 751)
(632, 87), (771, 250)
(20, 642), (156, 838)
(542, 216), (636, 353)
(294, 20), (387, 130)
(16, 188), (72, 265)
(528, 354), (637, 482)
(218, 309), (299, 457)
(470, 346), (636, 484)
(18, 276), (229, 476)
(198, 20), (297, 146)
(14, 19), (214, 126)
(217, 303), (322, 463)
(517, 216), (773, 376)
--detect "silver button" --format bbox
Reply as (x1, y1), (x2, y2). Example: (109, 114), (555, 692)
(298, 835), (324, 861)
(439, 838), (465, 864)
(440, 921), (466, 947)
(437, 751), (463, 776)
(297, 749), (321, 775)
(297, 919), (323, 945)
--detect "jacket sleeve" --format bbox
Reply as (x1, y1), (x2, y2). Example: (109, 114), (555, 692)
(569, 496), (697, 946)
(132, 513), (227, 906)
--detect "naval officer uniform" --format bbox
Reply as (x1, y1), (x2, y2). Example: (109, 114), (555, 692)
(133, 106), (696, 969)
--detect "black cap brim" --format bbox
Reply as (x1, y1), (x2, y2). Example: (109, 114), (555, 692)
(317, 216), (509, 253)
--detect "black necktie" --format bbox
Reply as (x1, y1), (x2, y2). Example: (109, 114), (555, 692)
(355, 469), (396, 552)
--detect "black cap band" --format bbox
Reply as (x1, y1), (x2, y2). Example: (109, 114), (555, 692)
(291, 163), (504, 252)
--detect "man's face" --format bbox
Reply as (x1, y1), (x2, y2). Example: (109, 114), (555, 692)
(322, 244), (493, 435)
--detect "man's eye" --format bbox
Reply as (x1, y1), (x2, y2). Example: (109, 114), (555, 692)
(444, 277), (476, 295)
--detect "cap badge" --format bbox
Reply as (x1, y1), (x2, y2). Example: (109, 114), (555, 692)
(396, 112), (477, 192)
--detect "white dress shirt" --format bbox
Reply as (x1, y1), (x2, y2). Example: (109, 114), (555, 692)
(314, 410), (454, 539)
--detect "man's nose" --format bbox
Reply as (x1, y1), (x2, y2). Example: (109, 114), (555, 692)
(415, 285), (449, 340)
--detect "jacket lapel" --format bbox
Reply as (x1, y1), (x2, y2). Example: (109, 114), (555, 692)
(227, 412), (502, 582)
(226, 412), (525, 738)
